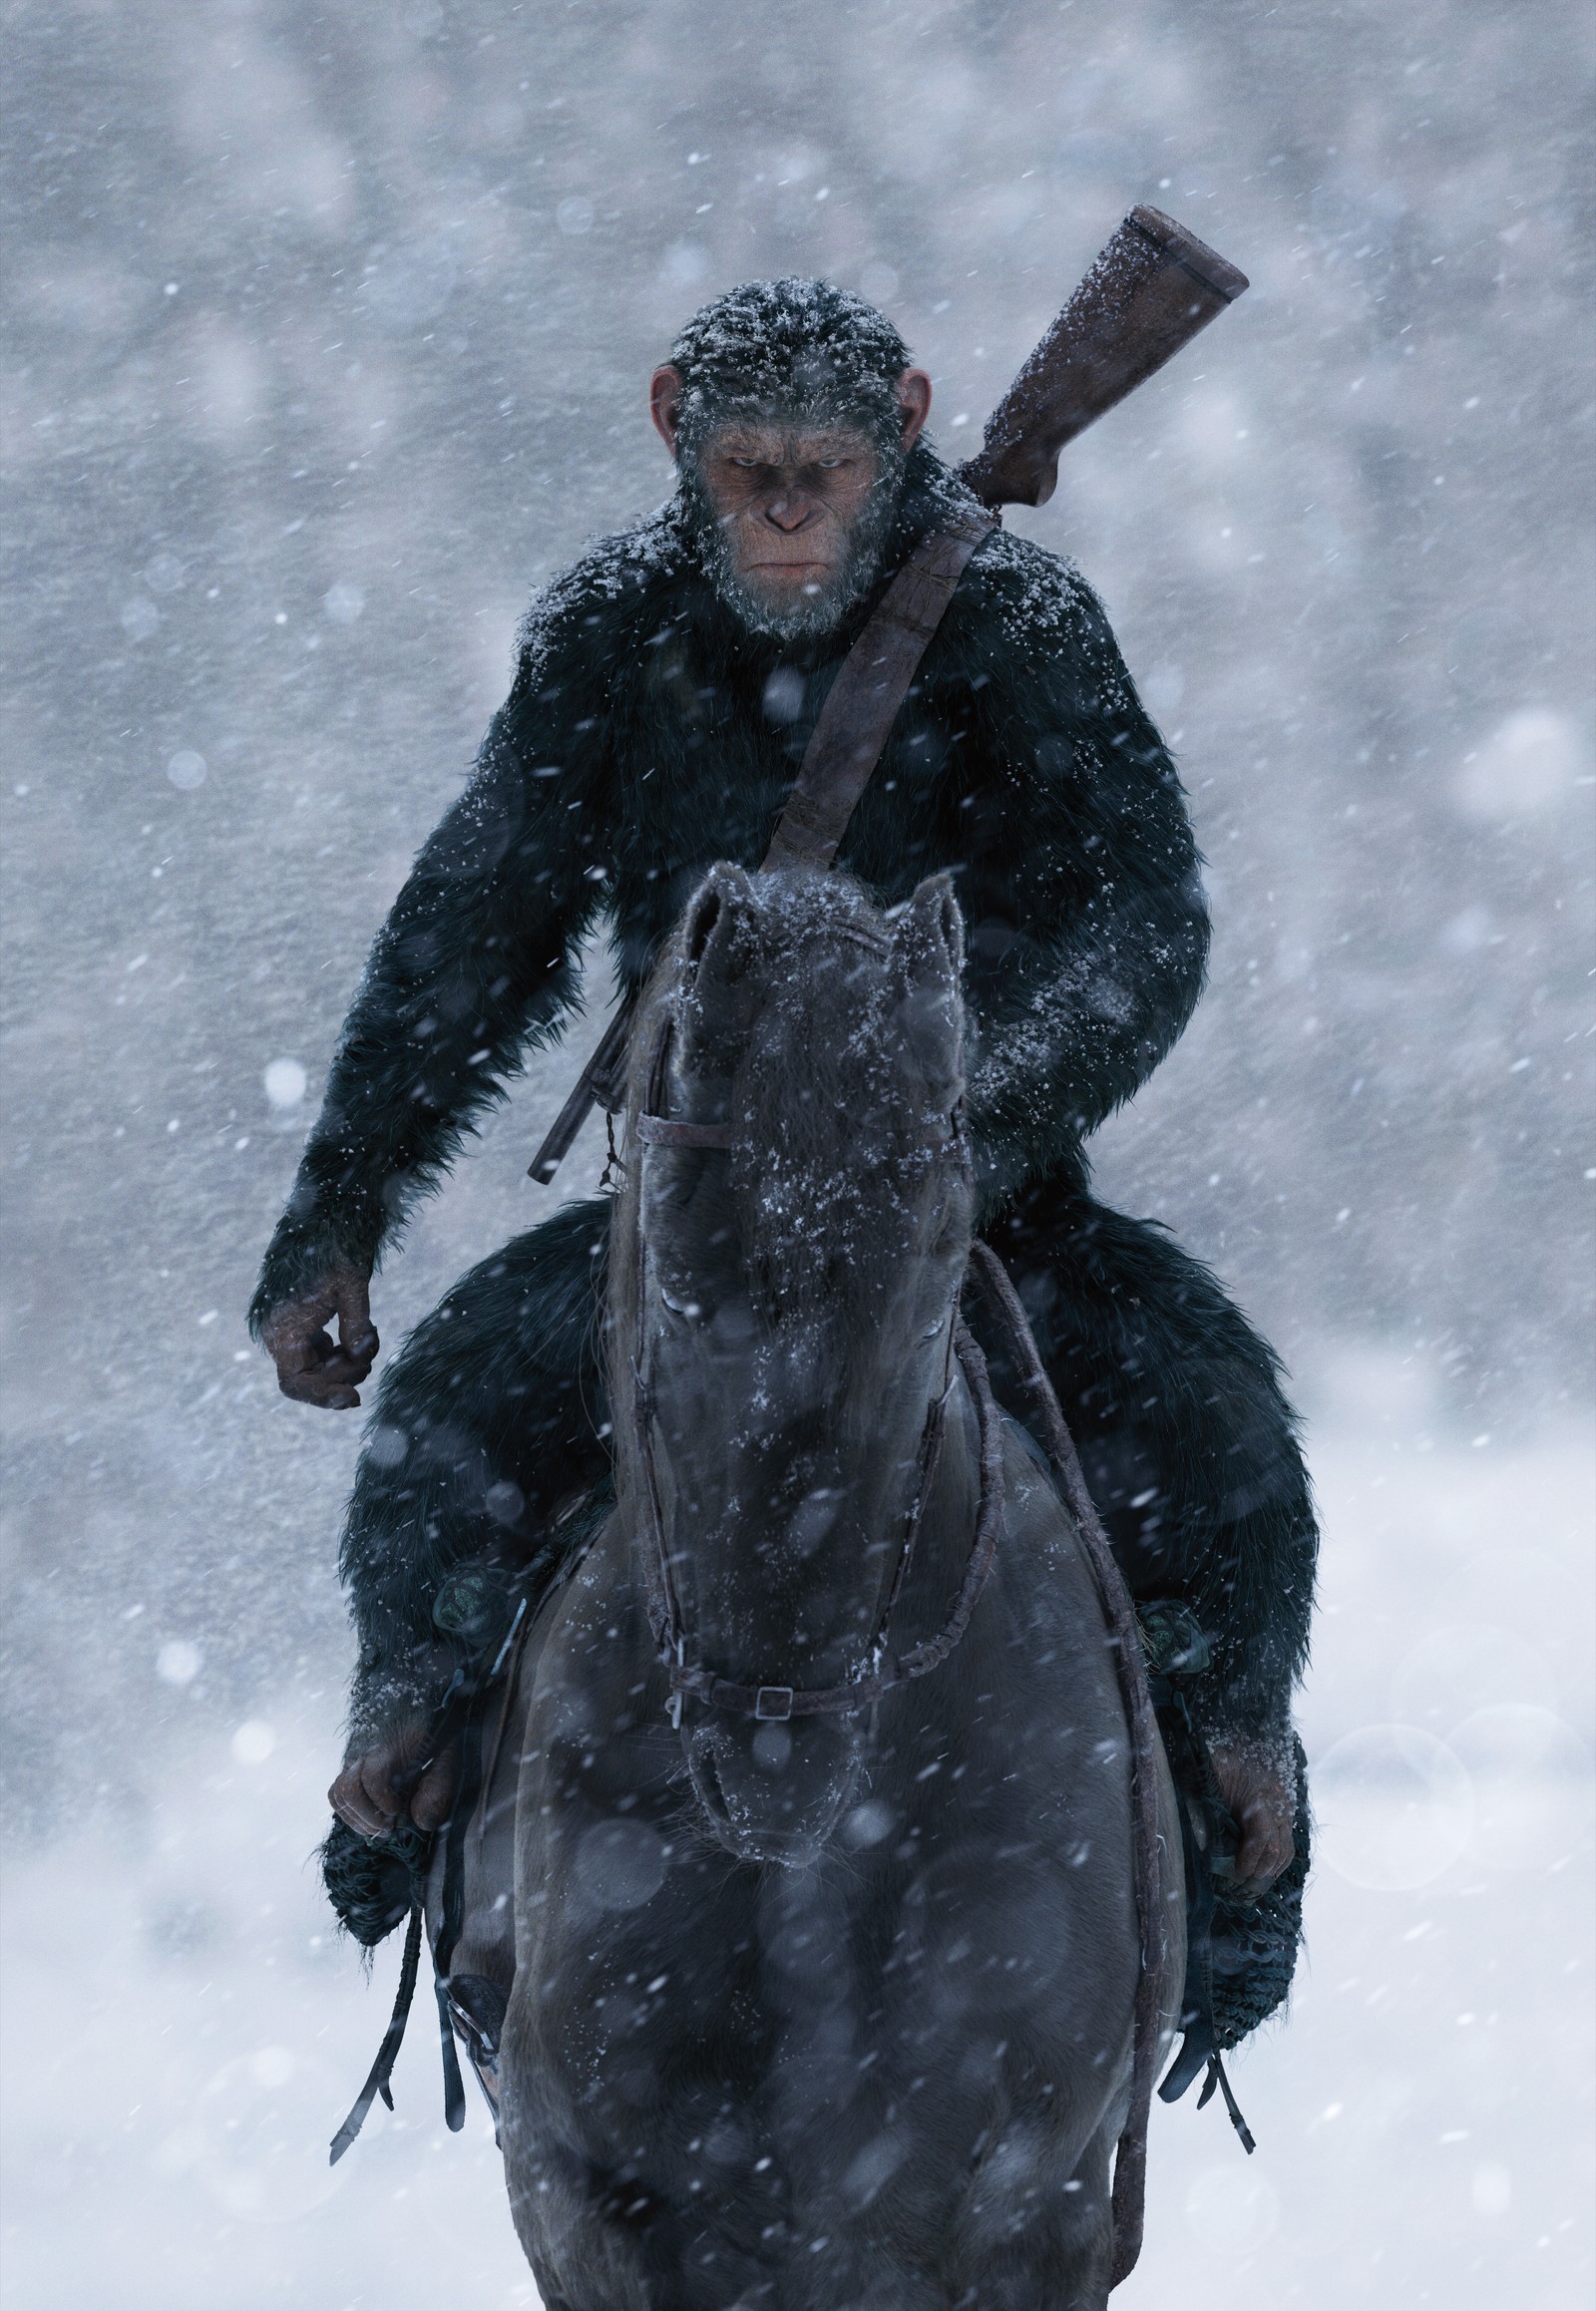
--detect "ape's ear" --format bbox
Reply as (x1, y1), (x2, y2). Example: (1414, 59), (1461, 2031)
(650, 366), (683, 456)
(895, 367), (933, 450)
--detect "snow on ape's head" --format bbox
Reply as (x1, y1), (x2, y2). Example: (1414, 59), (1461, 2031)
(659, 278), (926, 641)
(666, 276), (912, 458)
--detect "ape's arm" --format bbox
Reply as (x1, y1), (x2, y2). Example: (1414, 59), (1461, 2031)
(249, 628), (613, 1334)
(948, 541), (1209, 1209)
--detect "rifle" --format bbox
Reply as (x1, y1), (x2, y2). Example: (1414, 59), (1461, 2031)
(528, 203), (1247, 1187)
(957, 202), (1248, 510)
(530, 1001), (633, 1185)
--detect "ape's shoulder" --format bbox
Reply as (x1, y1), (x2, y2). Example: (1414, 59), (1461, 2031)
(512, 505), (694, 695)
(954, 529), (1128, 694)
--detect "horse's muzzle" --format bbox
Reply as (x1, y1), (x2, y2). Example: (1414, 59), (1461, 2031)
(683, 1715), (864, 1866)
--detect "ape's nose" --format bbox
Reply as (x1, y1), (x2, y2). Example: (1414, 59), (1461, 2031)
(763, 492), (818, 533)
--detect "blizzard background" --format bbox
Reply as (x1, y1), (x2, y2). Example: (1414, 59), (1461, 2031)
(2, 1), (1592, 2303)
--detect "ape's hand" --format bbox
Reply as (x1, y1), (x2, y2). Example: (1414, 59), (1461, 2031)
(329, 1720), (458, 1839)
(262, 1266), (378, 1409)
(1208, 1731), (1297, 1896)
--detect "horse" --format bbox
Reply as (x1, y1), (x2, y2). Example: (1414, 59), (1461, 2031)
(468, 864), (1183, 2310)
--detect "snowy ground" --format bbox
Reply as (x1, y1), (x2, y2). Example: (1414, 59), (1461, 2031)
(2, 1418), (1590, 2310)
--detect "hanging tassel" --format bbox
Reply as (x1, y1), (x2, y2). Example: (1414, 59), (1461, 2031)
(437, 1974), (468, 2131)
(329, 1905), (424, 2164)
(1197, 2054), (1257, 2154)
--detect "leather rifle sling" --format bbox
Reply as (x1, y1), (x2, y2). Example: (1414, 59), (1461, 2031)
(529, 505), (996, 1182)
(757, 506), (996, 871)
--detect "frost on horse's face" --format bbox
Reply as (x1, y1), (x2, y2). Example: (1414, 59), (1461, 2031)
(622, 866), (973, 1863)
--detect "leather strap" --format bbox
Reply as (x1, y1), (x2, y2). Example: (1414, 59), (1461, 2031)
(634, 1113), (735, 1149)
(639, 1319), (1002, 1728)
(966, 1239), (1169, 2289)
(762, 508), (997, 872)
(328, 1904), (424, 2164)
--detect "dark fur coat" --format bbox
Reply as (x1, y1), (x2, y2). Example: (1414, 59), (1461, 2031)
(252, 443), (1315, 1747)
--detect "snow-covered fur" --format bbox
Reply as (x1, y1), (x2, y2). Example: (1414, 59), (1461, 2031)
(251, 422), (1315, 1752)
(983, 1167), (1316, 1734)
(667, 274), (913, 456)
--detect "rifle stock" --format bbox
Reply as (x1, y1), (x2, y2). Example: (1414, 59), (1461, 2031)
(958, 204), (1248, 510)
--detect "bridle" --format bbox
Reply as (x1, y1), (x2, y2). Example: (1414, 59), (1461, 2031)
(625, 1013), (1005, 1731)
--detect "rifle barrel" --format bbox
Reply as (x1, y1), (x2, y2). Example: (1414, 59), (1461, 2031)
(527, 999), (634, 1183)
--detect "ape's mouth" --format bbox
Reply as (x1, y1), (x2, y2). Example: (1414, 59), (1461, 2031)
(745, 561), (835, 583)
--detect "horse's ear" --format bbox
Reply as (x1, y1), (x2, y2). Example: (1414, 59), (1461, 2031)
(890, 874), (964, 992)
(889, 876), (965, 1083)
(681, 861), (757, 973)
(678, 863), (763, 1064)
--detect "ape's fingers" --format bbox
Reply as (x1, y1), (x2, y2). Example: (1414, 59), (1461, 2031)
(329, 1764), (392, 1839)
(334, 1279), (378, 1371)
(270, 1328), (329, 1375)
(279, 1365), (361, 1409)
(358, 1748), (418, 1825)
(1234, 1817), (1295, 1896)
(411, 1750), (460, 1832)
(276, 1325), (365, 1394)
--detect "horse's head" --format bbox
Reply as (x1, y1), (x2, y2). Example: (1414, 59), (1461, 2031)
(609, 865), (973, 1865)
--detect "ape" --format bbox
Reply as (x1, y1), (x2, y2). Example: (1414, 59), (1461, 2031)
(250, 278), (1315, 1917)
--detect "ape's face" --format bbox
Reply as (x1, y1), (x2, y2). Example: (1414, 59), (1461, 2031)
(694, 420), (882, 623)
(650, 363), (932, 641)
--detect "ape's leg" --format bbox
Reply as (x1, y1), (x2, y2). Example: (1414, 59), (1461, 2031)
(338, 1196), (614, 1753)
(983, 1173), (1316, 1740)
